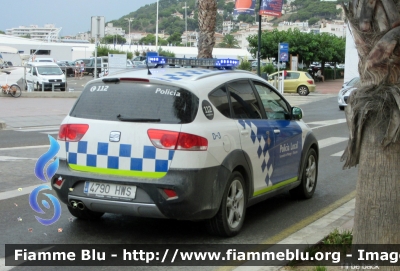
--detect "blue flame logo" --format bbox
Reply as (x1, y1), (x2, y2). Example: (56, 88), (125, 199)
(29, 135), (62, 226)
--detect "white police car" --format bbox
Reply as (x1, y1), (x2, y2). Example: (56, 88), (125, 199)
(52, 57), (319, 237)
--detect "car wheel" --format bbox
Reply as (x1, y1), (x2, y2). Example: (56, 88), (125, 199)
(290, 148), (318, 199)
(67, 205), (104, 220)
(297, 85), (309, 96)
(206, 171), (247, 237)
(339, 106), (344, 110)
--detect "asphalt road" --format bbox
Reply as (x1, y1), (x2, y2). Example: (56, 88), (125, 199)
(0, 96), (357, 271)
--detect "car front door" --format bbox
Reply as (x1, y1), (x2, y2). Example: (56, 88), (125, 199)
(252, 80), (303, 185)
(284, 72), (299, 92)
(227, 79), (277, 196)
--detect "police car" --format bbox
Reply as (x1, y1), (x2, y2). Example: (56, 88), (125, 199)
(52, 57), (319, 237)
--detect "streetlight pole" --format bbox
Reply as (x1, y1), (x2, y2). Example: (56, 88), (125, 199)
(182, 2), (189, 47)
(156, 0), (159, 50)
(125, 17), (133, 49)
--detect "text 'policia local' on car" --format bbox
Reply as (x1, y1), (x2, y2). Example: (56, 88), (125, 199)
(52, 57), (319, 237)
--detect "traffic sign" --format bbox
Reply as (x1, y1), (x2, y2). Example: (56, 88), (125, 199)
(279, 43), (289, 62)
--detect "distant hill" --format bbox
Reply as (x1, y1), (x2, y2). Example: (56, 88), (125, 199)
(107, 0), (342, 35)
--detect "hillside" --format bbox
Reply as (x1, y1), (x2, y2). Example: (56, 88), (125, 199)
(108, 0), (342, 35)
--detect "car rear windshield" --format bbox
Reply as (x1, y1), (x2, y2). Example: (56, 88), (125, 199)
(70, 81), (199, 124)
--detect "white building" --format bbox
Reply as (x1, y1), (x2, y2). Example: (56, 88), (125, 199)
(105, 23), (125, 36)
(320, 21), (346, 38)
(5, 24), (61, 41)
(223, 21), (235, 34)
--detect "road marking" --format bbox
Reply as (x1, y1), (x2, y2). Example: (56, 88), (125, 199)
(331, 150), (344, 157)
(0, 184), (39, 201)
(0, 156), (37, 161)
(40, 131), (59, 135)
(306, 118), (347, 130)
(12, 126), (59, 132)
(0, 145), (49, 151)
(318, 137), (347, 149)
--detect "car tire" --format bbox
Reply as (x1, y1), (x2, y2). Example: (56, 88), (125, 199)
(206, 171), (247, 237)
(67, 205), (104, 220)
(297, 85), (309, 96)
(339, 106), (344, 111)
(290, 148), (318, 199)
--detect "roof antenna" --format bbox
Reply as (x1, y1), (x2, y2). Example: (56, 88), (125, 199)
(146, 59), (152, 75)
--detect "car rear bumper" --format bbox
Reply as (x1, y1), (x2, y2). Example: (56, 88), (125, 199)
(52, 159), (226, 220)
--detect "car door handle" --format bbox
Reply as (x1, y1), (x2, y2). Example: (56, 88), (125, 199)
(240, 130), (249, 136)
(274, 129), (280, 134)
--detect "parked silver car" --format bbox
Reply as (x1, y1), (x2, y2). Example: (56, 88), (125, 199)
(338, 77), (359, 110)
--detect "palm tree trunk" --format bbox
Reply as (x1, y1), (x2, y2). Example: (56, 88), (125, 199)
(343, 1), (400, 269)
(197, 0), (217, 58)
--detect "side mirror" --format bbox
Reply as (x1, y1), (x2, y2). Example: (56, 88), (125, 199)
(33, 70), (37, 76)
(292, 107), (303, 120)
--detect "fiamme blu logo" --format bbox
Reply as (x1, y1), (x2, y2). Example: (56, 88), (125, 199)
(29, 135), (62, 225)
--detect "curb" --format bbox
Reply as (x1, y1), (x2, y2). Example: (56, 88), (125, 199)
(2, 92), (82, 98)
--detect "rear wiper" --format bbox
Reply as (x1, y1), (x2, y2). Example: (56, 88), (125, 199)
(117, 114), (160, 122)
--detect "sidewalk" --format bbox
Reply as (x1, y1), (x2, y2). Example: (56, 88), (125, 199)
(315, 79), (344, 94)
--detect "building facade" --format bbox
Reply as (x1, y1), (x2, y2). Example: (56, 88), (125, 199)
(5, 24), (61, 41)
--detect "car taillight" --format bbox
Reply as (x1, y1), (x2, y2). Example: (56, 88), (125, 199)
(147, 129), (208, 151)
(307, 80), (314, 84)
(58, 124), (89, 142)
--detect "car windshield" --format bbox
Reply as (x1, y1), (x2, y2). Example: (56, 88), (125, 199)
(347, 77), (360, 87)
(70, 81), (199, 124)
(37, 67), (63, 75)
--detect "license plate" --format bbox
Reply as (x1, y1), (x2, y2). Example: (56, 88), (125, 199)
(84, 182), (136, 200)
(53, 83), (60, 86)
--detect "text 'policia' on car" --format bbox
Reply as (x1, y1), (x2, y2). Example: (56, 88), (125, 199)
(52, 57), (319, 237)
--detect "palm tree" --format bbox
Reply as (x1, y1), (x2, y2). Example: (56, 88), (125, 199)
(197, 0), (217, 58)
(218, 34), (240, 48)
(343, 0), (400, 262)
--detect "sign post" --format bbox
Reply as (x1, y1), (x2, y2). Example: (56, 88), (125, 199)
(277, 42), (289, 94)
(91, 16), (105, 79)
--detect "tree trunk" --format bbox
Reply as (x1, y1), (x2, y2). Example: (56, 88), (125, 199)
(197, 0), (217, 58)
(343, 1), (400, 269)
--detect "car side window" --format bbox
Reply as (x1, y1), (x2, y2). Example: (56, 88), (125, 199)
(208, 86), (231, 118)
(227, 80), (262, 119)
(287, 72), (300, 79)
(252, 81), (290, 120)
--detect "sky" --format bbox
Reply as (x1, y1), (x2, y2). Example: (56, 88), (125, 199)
(2, 0), (158, 36)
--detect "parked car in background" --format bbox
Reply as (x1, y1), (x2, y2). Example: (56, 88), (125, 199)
(57, 61), (75, 77)
(268, 70), (316, 96)
(338, 77), (360, 110)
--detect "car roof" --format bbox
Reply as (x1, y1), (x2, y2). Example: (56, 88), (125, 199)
(27, 62), (60, 67)
(92, 67), (262, 91)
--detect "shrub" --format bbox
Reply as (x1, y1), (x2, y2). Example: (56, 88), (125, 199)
(238, 60), (252, 71)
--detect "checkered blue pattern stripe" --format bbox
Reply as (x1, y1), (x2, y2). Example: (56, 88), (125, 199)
(153, 69), (213, 82)
(238, 120), (274, 186)
(66, 141), (175, 173)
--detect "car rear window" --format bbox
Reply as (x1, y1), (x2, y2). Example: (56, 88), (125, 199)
(70, 81), (199, 124)
(305, 73), (313, 79)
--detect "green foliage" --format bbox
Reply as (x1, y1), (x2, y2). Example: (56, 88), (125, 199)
(247, 28), (345, 68)
(157, 48), (175, 57)
(238, 59), (251, 71)
(314, 266), (327, 271)
(101, 35), (126, 44)
(95, 45), (133, 59)
(167, 32), (183, 46)
(262, 64), (276, 74)
(217, 34), (239, 48)
(321, 228), (353, 245)
(139, 34), (168, 46)
(0, 30), (5, 34)
(308, 17), (320, 26)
